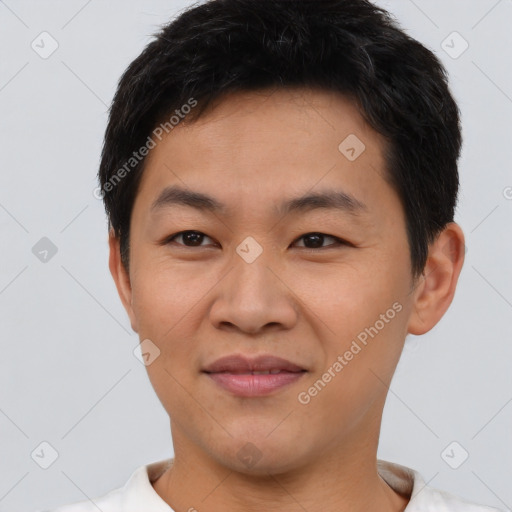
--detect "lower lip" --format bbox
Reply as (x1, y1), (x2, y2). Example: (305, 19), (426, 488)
(205, 371), (306, 397)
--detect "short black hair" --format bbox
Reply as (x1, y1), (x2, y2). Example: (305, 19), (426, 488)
(98, 0), (462, 280)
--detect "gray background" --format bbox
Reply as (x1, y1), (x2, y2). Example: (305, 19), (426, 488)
(0, 0), (511, 511)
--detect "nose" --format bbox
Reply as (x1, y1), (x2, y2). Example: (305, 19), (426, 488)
(208, 251), (299, 335)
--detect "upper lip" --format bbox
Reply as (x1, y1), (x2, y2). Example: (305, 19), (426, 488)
(203, 354), (306, 373)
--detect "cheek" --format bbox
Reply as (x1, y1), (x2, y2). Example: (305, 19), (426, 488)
(295, 311), (407, 440)
(130, 262), (209, 336)
(129, 268), (203, 393)
(296, 265), (408, 410)
(298, 259), (406, 334)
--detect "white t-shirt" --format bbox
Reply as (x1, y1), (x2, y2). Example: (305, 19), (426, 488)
(38, 458), (507, 512)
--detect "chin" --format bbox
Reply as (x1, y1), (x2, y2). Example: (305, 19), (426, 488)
(213, 431), (310, 477)
(224, 450), (304, 477)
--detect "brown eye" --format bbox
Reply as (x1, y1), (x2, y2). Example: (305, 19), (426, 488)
(166, 230), (214, 247)
(293, 232), (345, 249)
(163, 231), (347, 250)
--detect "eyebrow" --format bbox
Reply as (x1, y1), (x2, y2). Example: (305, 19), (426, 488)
(150, 185), (368, 218)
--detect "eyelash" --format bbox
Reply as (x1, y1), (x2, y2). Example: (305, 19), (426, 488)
(163, 230), (350, 250)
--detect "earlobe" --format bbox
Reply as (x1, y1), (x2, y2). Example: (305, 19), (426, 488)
(407, 222), (465, 336)
(108, 231), (139, 333)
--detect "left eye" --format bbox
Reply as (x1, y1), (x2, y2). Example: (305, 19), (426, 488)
(292, 232), (346, 249)
(164, 231), (346, 249)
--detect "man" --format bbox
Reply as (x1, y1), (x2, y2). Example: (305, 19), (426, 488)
(43, 0), (504, 510)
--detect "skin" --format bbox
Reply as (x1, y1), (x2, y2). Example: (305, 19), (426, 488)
(109, 87), (465, 512)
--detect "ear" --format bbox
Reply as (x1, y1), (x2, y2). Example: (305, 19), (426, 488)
(407, 222), (465, 335)
(108, 231), (138, 333)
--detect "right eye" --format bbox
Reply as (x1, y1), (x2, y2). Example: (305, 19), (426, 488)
(164, 230), (216, 248)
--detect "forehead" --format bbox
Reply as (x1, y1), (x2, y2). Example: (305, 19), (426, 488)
(134, 87), (393, 221)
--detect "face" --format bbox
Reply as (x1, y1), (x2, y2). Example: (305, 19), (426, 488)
(111, 87), (430, 474)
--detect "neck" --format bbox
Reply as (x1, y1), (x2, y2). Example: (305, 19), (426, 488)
(152, 424), (409, 512)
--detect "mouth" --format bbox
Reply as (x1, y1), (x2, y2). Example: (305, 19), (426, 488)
(202, 354), (307, 397)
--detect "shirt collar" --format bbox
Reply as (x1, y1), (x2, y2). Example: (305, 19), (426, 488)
(121, 458), (174, 510)
(377, 459), (429, 510)
(122, 457), (430, 511)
